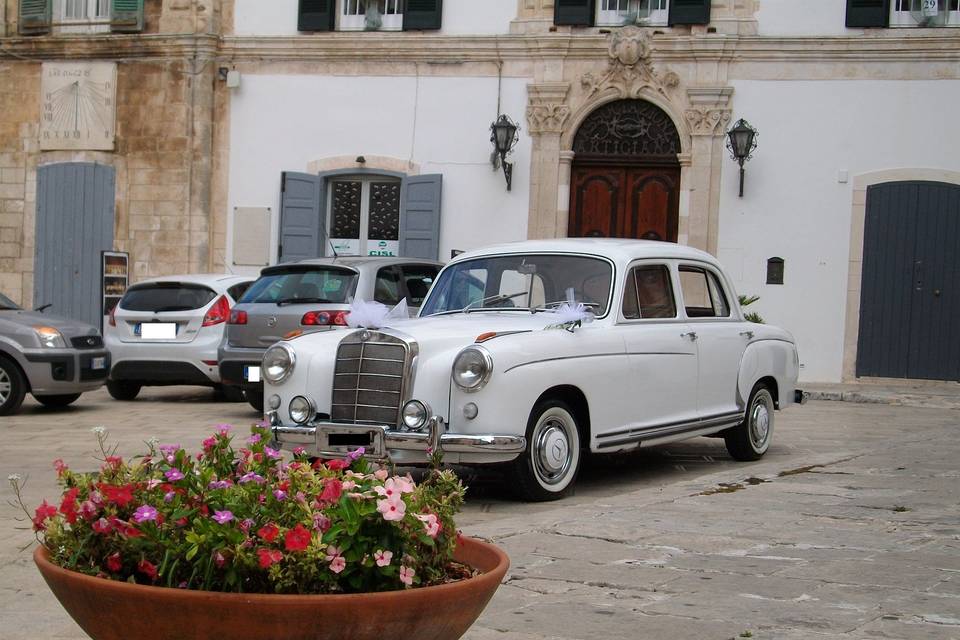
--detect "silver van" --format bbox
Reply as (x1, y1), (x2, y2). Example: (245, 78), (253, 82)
(218, 257), (442, 411)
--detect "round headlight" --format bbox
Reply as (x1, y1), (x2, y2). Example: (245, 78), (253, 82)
(289, 396), (315, 425)
(401, 400), (430, 431)
(262, 344), (295, 385)
(452, 346), (493, 392)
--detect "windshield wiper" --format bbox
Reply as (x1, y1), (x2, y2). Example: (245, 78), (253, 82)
(152, 306), (193, 312)
(276, 297), (334, 306)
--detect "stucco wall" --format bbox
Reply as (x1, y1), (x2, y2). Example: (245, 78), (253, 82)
(232, 0), (517, 36)
(756, 0), (854, 36)
(717, 79), (960, 382)
(226, 73), (531, 273)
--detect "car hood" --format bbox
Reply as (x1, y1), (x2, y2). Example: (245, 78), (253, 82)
(0, 309), (100, 337)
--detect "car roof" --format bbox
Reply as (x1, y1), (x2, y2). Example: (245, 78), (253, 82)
(449, 239), (721, 268)
(131, 274), (254, 287)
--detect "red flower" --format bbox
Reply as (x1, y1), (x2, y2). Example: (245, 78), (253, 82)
(92, 517), (113, 535)
(98, 483), (134, 507)
(283, 524), (312, 552)
(137, 559), (158, 582)
(106, 552), (122, 573)
(257, 548), (283, 569)
(325, 459), (349, 471)
(257, 523), (279, 543)
(319, 479), (343, 505)
(104, 455), (123, 469)
(59, 487), (80, 524)
(32, 501), (58, 531)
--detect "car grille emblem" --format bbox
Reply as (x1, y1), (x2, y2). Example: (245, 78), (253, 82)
(360, 330), (372, 342)
(266, 316), (278, 327)
(87, 337), (96, 346)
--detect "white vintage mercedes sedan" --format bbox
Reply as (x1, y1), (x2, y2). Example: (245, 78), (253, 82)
(267, 239), (804, 501)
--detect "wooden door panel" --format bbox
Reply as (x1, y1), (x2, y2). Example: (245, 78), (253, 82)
(570, 169), (624, 238)
(625, 170), (678, 241)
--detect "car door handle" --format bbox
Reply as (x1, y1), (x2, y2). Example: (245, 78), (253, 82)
(740, 330), (754, 339)
(681, 331), (698, 341)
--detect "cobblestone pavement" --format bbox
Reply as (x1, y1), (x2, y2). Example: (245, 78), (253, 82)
(1, 387), (958, 639)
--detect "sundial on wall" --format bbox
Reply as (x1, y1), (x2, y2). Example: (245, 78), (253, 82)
(40, 62), (117, 151)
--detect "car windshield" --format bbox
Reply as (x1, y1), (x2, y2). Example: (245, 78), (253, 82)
(420, 254), (613, 316)
(0, 292), (20, 310)
(239, 267), (359, 305)
(119, 283), (218, 312)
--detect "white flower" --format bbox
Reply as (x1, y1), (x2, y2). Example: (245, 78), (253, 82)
(147, 437), (159, 447)
(7, 473), (21, 482)
(91, 426), (106, 436)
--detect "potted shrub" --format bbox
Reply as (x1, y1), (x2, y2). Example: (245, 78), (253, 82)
(12, 424), (508, 640)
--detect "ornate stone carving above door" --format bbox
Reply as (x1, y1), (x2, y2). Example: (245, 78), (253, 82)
(581, 27), (681, 101)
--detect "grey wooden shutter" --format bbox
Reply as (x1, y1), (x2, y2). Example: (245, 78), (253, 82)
(554, 0), (595, 26)
(298, 0), (335, 31)
(399, 175), (442, 261)
(111, 0), (144, 32)
(845, 0), (890, 27)
(35, 163), (115, 328)
(403, 0), (442, 30)
(19, 0), (51, 35)
(279, 172), (325, 263)
(668, 0), (711, 25)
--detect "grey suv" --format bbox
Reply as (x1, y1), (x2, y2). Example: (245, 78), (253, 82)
(0, 292), (111, 415)
(218, 257), (442, 412)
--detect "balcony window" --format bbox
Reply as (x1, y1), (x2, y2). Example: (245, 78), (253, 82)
(890, 0), (960, 26)
(596, 0), (668, 27)
(340, 0), (404, 31)
(57, 0), (110, 33)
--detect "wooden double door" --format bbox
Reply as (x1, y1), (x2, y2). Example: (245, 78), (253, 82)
(569, 165), (680, 242)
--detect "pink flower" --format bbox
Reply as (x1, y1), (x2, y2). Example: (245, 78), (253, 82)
(293, 446), (306, 456)
(92, 517), (112, 534)
(214, 551), (227, 568)
(53, 459), (68, 477)
(342, 481), (357, 491)
(264, 447), (281, 460)
(78, 500), (97, 521)
(374, 549), (393, 567)
(202, 436), (217, 450)
(416, 513), (440, 538)
(212, 510), (234, 524)
(374, 469), (389, 481)
(399, 565), (415, 586)
(377, 496), (406, 521)
(247, 434), (261, 445)
(164, 469), (184, 482)
(216, 424), (232, 436)
(133, 505), (158, 523)
(313, 513), (331, 533)
(146, 479), (162, 490)
(329, 556), (346, 574)
(394, 475), (415, 494)
(324, 546), (342, 562)
(376, 477), (415, 500)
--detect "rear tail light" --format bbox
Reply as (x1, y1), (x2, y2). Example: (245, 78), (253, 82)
(108, 305), (117, 327)
(301, 310), (349, 327)
(228, 309), (248, 325)
(202, 295), (231, 327)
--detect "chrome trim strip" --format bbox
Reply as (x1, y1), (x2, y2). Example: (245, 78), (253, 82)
(503, 351), (693, 374)
(596, 412), (745, 449)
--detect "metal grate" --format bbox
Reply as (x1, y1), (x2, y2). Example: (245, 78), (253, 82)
(331, 331), (409, 426)
(71, 335), (104, 349)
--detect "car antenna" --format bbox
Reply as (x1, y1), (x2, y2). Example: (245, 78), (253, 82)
(328, 240), (339, 260)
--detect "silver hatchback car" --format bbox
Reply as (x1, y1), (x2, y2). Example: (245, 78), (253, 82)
(218, 257), (442, 412)
(0, 292), (110, 415)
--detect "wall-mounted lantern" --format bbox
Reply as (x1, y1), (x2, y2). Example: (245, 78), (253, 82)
(490, 114), (520, 191)
(726, 119), (758, 197)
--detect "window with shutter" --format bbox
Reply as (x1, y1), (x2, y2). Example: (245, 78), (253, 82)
(555, 0), (596, 26)
(298, 0), (335, 31)
(19, 0), (52, 35)
(668, 0), (711, 25)
(597, 0), (668, 26)
(889, 0), (960, 26)
(845, 0), (890, 27)
(110, 0), (143, 33)
(403, 0), (442, 30)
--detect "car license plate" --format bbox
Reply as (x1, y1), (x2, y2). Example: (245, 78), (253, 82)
(244, 366), (261, 383)
(91, 357), (106, 370)
(139, 323), (177, 339)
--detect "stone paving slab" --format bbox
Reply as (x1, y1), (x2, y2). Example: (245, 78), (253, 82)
(1, 389), (959, 639)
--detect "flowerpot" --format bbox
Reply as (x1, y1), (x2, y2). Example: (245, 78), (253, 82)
(34, 536), (508, 640)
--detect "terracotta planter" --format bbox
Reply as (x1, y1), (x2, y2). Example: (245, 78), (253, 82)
(34, 536), (508, 640)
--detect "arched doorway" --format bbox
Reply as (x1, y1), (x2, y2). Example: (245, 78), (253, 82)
(568, 99), (681, 241)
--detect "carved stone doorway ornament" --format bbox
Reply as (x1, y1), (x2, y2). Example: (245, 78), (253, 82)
(581, 27), (681, 101)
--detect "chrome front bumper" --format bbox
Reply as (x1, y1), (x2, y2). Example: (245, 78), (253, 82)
(269, 412), (526, 461)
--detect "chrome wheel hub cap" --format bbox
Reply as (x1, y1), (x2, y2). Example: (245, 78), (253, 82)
(0, 369), (9, 404)
(535, 419), (571, 483)
(751, 402), (770, 446)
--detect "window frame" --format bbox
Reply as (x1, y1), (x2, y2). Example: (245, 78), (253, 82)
(889, 0), (960, 26)
(677, 263), (734, 321)
(619, 262), (678, 322)
(596, 0), (668, 27)
(56, 0), (110, 33)
(339, 0), (404, 32)
(327, 174), (403, 258)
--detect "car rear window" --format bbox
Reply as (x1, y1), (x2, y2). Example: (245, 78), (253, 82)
(239, 267), (359, 305)
(119, 283), (217, 312)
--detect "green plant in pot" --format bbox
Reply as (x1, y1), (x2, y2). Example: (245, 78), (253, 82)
(13, 424), (508, 640)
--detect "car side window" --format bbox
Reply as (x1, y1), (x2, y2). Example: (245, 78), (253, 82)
(622, 265), (676, 319)
(678, 266), (730, 318)
(374, 267), (402, 306)
(400, 265), (439, 307)
(227, 282), (252, 302)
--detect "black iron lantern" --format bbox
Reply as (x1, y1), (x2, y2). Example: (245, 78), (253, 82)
(490, 114), (519, 191)
(725, 119), (758, 197)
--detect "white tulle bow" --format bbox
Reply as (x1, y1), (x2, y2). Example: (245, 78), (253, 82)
(346, 298), (410, 329)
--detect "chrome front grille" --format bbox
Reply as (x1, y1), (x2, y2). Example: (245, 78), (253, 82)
(331, 331), (411, 426)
